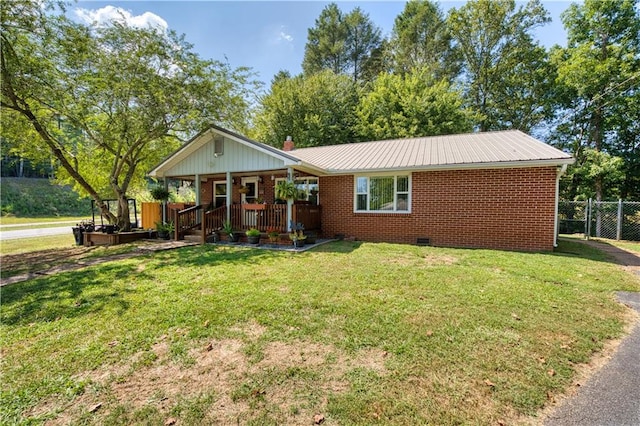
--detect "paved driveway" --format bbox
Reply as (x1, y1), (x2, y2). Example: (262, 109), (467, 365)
(545, 239), (640, 426)
(0, 226), (73, 240)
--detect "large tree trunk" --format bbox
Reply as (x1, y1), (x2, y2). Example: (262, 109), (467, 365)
(116, 192), (131, 232)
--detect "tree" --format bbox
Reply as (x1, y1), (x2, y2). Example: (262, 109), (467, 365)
(551, 0), (640, 201)
(344, 7), (383, 82)
(389, 0), (459, 81)
(448, 0), (552, 132)
(252, 70), (360, 147)
(302, 3), (348, 76)
(1, 1), (254, 229)
(302, 3), (382, 82)
(356, 71), (476, 141)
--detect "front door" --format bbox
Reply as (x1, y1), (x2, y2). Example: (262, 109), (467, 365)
(241, 177), (258, 203)
(241, 177), (259, 227)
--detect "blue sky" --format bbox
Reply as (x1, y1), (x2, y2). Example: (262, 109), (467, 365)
(74, 1), (573, 85)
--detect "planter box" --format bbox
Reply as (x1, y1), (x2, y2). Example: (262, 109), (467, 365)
(84, 230), (154, 247)
(242, 203), (266, 210)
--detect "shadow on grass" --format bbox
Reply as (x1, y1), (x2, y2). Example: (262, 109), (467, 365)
(149, 240), (364, 269)
(0, 262), (147, 326)
(555, 237), (640, 267)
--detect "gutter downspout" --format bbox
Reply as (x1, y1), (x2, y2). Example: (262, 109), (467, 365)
(554, 164), (568, 248)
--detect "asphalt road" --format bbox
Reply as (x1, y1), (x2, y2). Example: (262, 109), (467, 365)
(544, 291), (640, 426)
(0, 225), (73, 240)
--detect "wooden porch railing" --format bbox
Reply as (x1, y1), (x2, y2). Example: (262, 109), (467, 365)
(173, 204), (202, 240)
(230, 204), (288, 232)
(202, 205), (227, 241)
(191, 203), (322, 242)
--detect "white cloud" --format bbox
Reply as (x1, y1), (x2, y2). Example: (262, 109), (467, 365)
(276, 26), (293, 44)
(278, 29), (293, 43)
(75, 5), (168, 32)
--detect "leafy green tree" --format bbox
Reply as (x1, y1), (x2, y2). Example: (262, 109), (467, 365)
(448, 0), (553, 132)
(252, 70), (360, 147)
(303, 3), (348, 76)
(1, 1), (254, 229)
(560, 149), (625, 201)
(302, 3), (382, 82)
(389, 0), (459, 81)
(551, 0), (640, 200)
(356, 71), (476, 141)
(344, 7), (383, 82)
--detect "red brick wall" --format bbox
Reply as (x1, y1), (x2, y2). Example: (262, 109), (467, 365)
(319, 167), (558, 251)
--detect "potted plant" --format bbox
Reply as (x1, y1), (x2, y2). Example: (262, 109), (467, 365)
(150, 185), (170, 202)
(267, 227), (280, 244)
(305, 231), (317, 245)
(246, 228), (261, 244)
(155, 221), (174, 240)
(275, 180), (297, 201)
(289, 222), (306, 248)
(223, 220), (239, 242)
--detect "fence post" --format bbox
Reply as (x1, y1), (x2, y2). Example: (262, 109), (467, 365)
(616, 199), (623, 240)
(586, 198), (592, 240)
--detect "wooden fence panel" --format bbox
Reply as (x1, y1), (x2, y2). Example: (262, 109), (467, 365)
(141, 202), (161, 229)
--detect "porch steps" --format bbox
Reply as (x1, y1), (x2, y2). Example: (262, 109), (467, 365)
(182, 229), (203, 244)
(183, 234), (203, 244)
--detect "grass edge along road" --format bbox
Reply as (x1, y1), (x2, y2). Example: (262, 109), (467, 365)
(1, 240), (639, 425)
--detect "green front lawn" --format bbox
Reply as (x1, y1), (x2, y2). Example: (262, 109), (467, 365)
(1, 241), (638, 425)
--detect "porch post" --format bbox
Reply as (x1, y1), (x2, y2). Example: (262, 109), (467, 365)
(194, 175), (201, 222)
(287, 167), (293, 232)
(162, 179), (169, 223)
(226, 171), (232, 222)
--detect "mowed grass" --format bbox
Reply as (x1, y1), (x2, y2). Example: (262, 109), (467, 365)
(1, 240), (638, 425)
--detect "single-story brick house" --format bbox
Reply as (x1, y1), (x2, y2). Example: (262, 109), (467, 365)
(149, 125), (574, 251)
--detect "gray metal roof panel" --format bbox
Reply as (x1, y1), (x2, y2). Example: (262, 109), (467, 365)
(289, 130), (573, 172)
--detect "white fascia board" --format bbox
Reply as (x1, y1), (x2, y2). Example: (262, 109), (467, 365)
(320, 158), (575, 175)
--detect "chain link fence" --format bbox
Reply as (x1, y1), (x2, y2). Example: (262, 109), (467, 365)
(558, 200), (640, 241)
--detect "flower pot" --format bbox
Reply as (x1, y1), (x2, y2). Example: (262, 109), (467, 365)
(228, 233), (240, 243)
(247, 235), (260, 244)
(292, 239), (306, 248)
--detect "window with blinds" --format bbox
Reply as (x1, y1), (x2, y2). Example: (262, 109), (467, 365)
(355, 175), (410, 212)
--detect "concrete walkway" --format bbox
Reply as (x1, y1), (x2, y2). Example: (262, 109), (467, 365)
(544, 239), (640, 426)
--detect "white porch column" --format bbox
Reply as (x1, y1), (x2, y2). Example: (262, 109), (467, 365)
(162, 179), (169, 223)
(226, 171), (232, 222)
(287, 167), (294, 232)
(195, 175), (201, 222)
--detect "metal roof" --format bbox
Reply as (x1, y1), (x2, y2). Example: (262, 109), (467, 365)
(289, 130), (574, 173)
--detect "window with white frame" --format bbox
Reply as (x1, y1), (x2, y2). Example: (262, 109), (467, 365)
(275, 177), (319, 203)
(355, 175), (410, 212)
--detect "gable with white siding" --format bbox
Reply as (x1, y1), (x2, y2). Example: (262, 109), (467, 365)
(150, 127), (299, 179)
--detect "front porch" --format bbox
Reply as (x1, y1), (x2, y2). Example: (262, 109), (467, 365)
(172, 203), (321, 242)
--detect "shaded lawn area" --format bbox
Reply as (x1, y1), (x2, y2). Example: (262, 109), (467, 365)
(1, 240), (639, 425)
